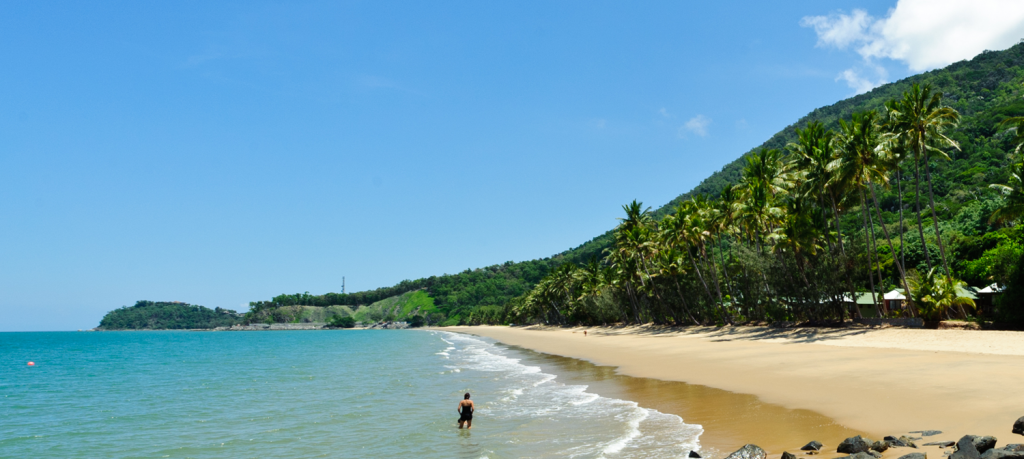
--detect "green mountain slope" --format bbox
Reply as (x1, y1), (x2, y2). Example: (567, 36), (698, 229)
(248, 43), (1024, 325)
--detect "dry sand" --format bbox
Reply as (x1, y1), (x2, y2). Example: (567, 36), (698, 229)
(445, 325), (1024, 457)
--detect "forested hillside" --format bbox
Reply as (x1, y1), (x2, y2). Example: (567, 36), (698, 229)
(99, 301), (244, 330)
(246, 43), (1024, 326)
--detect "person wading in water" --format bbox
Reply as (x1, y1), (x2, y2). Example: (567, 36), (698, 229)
(457, 393), (474, 429)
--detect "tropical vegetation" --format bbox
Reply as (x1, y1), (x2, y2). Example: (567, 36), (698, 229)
(243, 43), (1024, 328)
(98, 301), (243, 330)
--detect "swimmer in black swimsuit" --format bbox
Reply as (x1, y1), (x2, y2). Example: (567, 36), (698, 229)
(457, 392), (474, 429)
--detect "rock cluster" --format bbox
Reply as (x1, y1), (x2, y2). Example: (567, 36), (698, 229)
(724, 444), (767, 459)
(724, 417), (1024, 459)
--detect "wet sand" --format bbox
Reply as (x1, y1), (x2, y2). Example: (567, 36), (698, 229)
(446, 325), (1024, 457)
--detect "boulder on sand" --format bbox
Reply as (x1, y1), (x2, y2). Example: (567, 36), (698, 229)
(872, 441), (890, 453)
(980, 448), (1024, 459)
(897, 453), (927, 459)
(1014, 417), (1024, 436)
(981, 445), (1024, 459)
(971, 436), (998, 453)
(690, 451), (701, 458)
(839, 436), (873, 454)
(802, 441), (823, 452)
(782, 452), (796, 459)
(951, 435), (983, 459)
(725, 444), (767, 459)
(846, 452), (877, 459)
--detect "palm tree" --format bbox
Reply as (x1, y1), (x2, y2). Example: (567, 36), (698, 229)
(990, 117), (1024, 225)
(789, 121), (845, 253)
(887, 83), (961, 276)
(989, 156), (1024, 225)
(908, 268), (975, 321)
(836, 111), (913, 316)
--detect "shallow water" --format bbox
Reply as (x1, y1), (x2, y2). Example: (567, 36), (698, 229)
(0, 330), (701, 458)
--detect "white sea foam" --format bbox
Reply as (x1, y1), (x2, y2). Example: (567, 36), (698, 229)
(435, 332), (703, 458)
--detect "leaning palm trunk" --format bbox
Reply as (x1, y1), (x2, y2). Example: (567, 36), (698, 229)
(923, 153), (951, 276)
(864, 193), (887, 315)
(913, 158), (934, 270)
(829, 192), (846, 255)
(623, 281), (642, 324)
(869, 183), (916, 317)
(716, 233), (740, 321)
(858, 194), (881, 316)
(702, 244), (726, 311)
(672, 278), (701, 325)
(687, 251), (717, 313)
(895, 168), (907, 270)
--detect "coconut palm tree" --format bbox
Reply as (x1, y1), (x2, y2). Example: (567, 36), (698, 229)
(990, 157), (1024, 225)
(887, 83), (961, 276)
(990, 117), (1024, 225)
(908, 268), (975, 321)
(789, 121), (845, 252)
(836, 111), (913, 316)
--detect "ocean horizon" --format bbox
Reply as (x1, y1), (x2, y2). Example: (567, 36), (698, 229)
(0, 330), (701, 458)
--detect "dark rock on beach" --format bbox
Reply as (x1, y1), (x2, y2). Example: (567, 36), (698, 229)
(924, 441), (957, 448)
(873, 441), (890, 453)
(971, 436), (998, 453)
(802, 441), (823, 451)
(782, 452), (796, 459)
(690, 451), (702, 458)
(951, 435), (983, 459)
(911, 431), (943, 437)
(898, 453), (927, 459)
(902, 436), (921, 448)
(839, 436), (873, 454)
(980, 448), (1024, 459)
(1014, 417), (1024, 436)
(846, 452), (878, 459)
(725, 444), (766, 459)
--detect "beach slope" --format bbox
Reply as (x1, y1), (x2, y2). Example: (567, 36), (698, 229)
(448, 325), (1024, 451)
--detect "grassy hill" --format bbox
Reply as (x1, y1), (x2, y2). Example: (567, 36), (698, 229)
(247, 43), (1024, 325)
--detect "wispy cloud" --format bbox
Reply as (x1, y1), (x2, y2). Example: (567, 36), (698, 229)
(836, 66), (887, 94)
(659, 108), (671, 118)
(802, 0), (1024, 92)
(679, 115), (711, 138)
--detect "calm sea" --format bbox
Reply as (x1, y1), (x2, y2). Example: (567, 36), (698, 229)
(0, 330), (701, 458)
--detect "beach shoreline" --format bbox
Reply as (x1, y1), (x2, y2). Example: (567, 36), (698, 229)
(441, 325), (1024, 458)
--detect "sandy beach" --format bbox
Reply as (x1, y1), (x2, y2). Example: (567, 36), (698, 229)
(445, 325), (1024, 458)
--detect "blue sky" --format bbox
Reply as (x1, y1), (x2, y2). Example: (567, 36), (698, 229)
(3, 0), (1023, 330)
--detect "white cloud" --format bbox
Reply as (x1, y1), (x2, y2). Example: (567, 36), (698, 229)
(680, 115), (711, 138)
(659, 108), (671, 118)
(802, 0), (1024, 91)
(801, 9), (873, 50)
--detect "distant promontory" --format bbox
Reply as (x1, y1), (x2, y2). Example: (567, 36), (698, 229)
(97, 301), (244, 330)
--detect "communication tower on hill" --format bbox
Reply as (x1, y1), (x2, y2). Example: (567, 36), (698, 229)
(342, 277), (346, 294)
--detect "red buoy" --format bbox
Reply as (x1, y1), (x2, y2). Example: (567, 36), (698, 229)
(27, 362), (34, 366)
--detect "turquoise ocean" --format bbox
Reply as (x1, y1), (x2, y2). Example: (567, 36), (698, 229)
(0, 330), (702, 458)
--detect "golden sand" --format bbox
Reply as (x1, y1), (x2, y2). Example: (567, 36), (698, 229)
(445, 325), (1024, 457)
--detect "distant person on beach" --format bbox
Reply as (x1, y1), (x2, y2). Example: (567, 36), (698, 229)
(584, 330), (587, 336)
(457, 393), (474, 429)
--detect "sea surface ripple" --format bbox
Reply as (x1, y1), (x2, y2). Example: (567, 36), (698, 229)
(0, 330), (701, 458)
